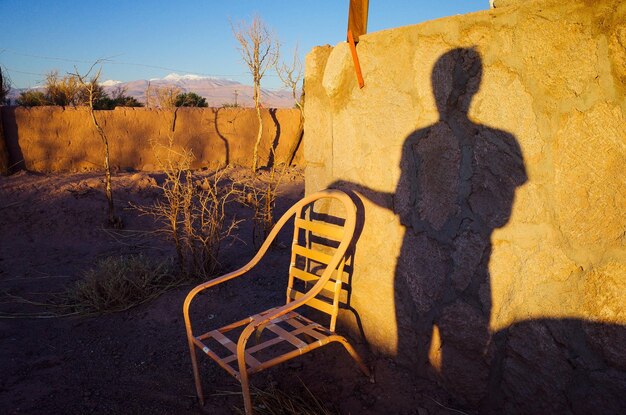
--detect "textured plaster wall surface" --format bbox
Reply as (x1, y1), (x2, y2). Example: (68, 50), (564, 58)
(0, 106), (302, 173)
(304, 0), (625, 412)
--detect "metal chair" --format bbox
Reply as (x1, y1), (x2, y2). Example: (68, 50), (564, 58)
(183, 189), (370, 414)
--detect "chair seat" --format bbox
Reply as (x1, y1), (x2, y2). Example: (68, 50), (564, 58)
(192, 310), (340, 380)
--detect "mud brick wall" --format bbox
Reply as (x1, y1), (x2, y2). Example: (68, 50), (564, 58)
(304, 0), (625, 413)
(0, 106), (302, 172)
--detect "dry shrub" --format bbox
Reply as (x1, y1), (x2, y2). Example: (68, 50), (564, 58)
(145, 83), (181, 108)
(45, 70), (85, 106)
(137, 145), (242, 279)
(241, 167), (285, 249)
(0, 256), (178, 318)
(58, 254), (178, 315)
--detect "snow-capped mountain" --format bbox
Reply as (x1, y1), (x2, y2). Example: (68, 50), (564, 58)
(100, 80), (123, 87)
(103, 73), (295, 108)
(8, 74), (297, 108)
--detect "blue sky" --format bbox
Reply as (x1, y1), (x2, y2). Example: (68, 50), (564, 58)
(1, 1), (487, 90)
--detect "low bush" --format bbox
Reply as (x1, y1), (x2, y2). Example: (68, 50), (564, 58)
(0, 67), (10, 104)
(59, 254), (180, 315)
(94, 95), (144, 110)
(0, 255), (182, 318)
(16, 90), (48, 106)
(175, 92), (208, 107)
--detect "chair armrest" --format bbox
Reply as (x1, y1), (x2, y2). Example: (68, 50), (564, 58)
(182, 266), (249, 338)
(183, 267), (248, 316)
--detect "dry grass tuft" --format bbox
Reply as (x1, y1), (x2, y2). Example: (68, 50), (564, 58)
(0, 255), (181, 318)
(58, 254), (180, 315)
(218, 380), (337, 415)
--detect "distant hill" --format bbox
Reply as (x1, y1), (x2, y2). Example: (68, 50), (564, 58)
(8, 73), (297, 108)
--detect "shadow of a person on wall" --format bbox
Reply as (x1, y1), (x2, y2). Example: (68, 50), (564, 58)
(333, 47), (527, 409)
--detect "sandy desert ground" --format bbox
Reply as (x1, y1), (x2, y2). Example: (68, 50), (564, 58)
(0, 167), (463, 415)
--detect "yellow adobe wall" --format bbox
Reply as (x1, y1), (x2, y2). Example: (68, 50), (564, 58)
(304, 0), (625, 412)
(0, 106), (303, 172)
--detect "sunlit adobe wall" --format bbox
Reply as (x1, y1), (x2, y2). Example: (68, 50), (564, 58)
(304, 0), (625, 412)
(0, 106), (302, 172)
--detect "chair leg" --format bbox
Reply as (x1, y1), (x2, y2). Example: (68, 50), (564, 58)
(336, 336), (371, 378)
(188, 338), (205, 405)
(240, 369), (254, 415)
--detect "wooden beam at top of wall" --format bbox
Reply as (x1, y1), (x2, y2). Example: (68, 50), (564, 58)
(347, 0), (369, 42)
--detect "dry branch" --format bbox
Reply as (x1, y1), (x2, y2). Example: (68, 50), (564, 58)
(71, 62), (121, 227)
(240, 166), (286, 248)
(232, 15), (280, 172)
(134, 143), (243, 279)
(276, 46), (304, 165)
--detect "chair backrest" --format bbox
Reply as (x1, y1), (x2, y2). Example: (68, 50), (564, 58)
(284, 190), (356, 332)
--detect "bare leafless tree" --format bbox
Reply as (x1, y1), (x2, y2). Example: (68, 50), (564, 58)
(71, 62), (121, 227)
(145, 81), (153, 108)
(232, 15), (279, 172)
(110, 85), (128, 101)
(145, 83), (181, 109)
(276, 46), (304, 165)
